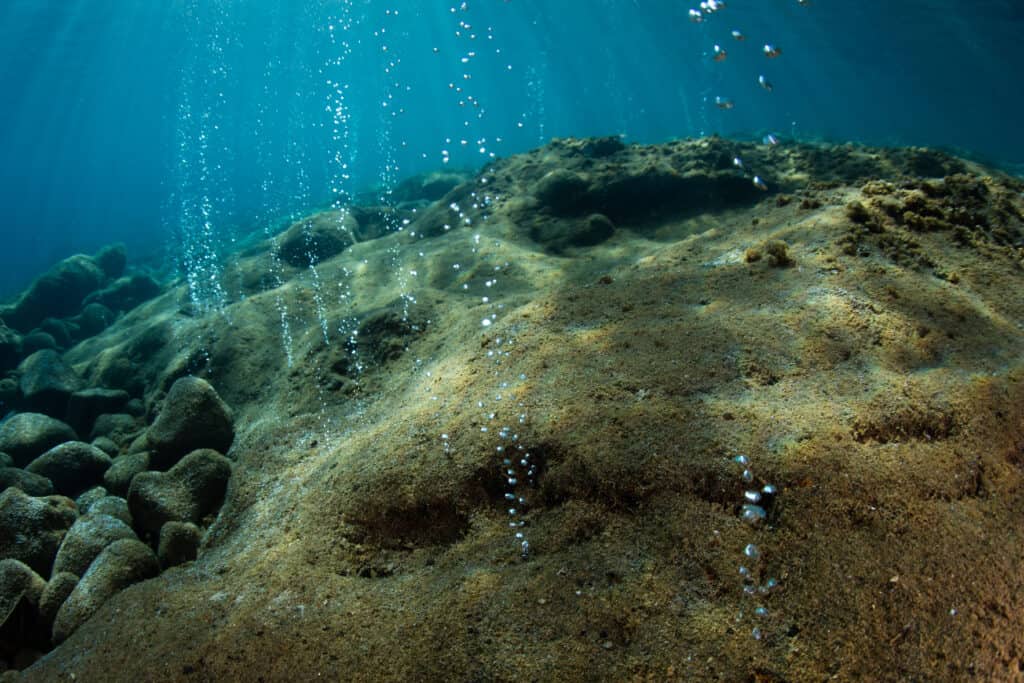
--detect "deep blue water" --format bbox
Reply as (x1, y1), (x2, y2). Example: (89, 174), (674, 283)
(1, 0), (1022, 299)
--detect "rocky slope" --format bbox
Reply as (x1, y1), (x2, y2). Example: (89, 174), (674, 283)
(2, 136), (1023, 681)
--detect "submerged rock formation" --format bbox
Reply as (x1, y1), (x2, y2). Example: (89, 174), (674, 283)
(3, 138), (1023, 681)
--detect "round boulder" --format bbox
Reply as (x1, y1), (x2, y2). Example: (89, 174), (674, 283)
(0, 412), (77, 467)
(102, 451), (150, 497)
(52, 513), (137, 577)
(0, 489), (78, 577)
(158, 521), (201, 568)
(66, 388), (131, 436)
(128, 449), (232, 536)
(92, 244), (127, 280)
(0, 558), (45, 629)
(25, 442), (112, 497)
(38, 571), (78, 627)
(17, 350), (85, 417)
(0, 467), (54, 497)
(145, 377), (234, 469)
(51, 538), (158, 644)
(1, 254), (105, 332)
(86, 496), (132, 526)
(83, 274), (161, 314)
(277, 210), (357, 267)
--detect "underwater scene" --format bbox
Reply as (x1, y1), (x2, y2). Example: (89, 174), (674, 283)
(1, 1), (1023, 680)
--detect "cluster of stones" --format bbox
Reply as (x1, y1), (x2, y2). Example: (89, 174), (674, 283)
(0, 374), (234, 671)
(732, 454), (779, 641)
(0, 244), (162, 399)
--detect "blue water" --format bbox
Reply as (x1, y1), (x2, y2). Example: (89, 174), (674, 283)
(1, 0), (1022, 298)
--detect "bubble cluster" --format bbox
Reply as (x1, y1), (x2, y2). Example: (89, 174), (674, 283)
(731, 454), (780, 641)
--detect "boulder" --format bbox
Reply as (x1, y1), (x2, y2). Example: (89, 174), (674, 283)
(0, 378), (19, 410)
(74, 486), (108, 513)
(21, 331), (58, 354)
(17, 350), (85, 417)
(89, 413), (141, 447)
(74, 302), (114, 338)
(38, 571), (78, 627)
(0, 467), (53, 496)
(52, 513), (137, 577)
(91, 436), (119, 457)
(83, 274), (161, 313)
(86, 497), (131, 526)
(276, 210), (357, 267)
(102, 451), (149, 497)
(533, 169), (591, 215)
(92, 244), (126, 280)
(145, 377), (234, 469)
(25, 442), (112, 497)
(0, 452), (11, 468)
(0, 489), (77, 576)
(128, 449), (232, 536)
(38, 318), (72, 349)
(392, 170), (469, 203)
(0, 254), (106, 332)
(66, 388), (131, 436)
(0, 323), (21, 373)
(51, 539), (158, 644)
(0, 558), (45, 628)
(0, 413), (77, 467)
(530, 212), (617, 252)
(157, 521), (201, 568)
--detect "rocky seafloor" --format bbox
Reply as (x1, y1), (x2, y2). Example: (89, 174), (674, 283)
(1, 136), (1023, 681)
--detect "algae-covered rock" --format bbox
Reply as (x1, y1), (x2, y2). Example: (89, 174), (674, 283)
(533, 168), (591, 215)
(0, 412), (77, 468)
(127, 449), (232, 536)
(66, 388), (131, 436)
(38, 571), (78, 627)
(393, 170), (469, 203)
(92, 244), (127, 280)
(52, 513), (137, 578)
(51, 538), (158, 644)
(157, 521), (201, 568)
(17, 349), (85, 417)
(0, 323), (21, 372)
(145, 377), (234, 469)
(25, 442), (112, 497)
(91, 436), (119, 457)
(89, 412), (141, 447)
(530, 212), (616, 252)
(277, 210), (357, 267)
(0, 488), (77, 576)
(0, 254), (105, 333)
(0, 452), (11, 468)
(103, 451), (150, 497)
(75, 302), (115, 338)
(74, 486), (108, 513)
(83, 274), (161, 313)
(38, 318), (72, 348)
(0, 467), (54, 496)
(0, 558), (45, 628)
(86, 496), (131, 526)
(20, 330), (57, 354)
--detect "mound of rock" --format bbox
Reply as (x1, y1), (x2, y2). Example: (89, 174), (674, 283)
(83, 274), (161, 313)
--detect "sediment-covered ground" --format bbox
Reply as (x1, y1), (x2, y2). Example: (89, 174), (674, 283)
(3, 136), (1024, 681)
